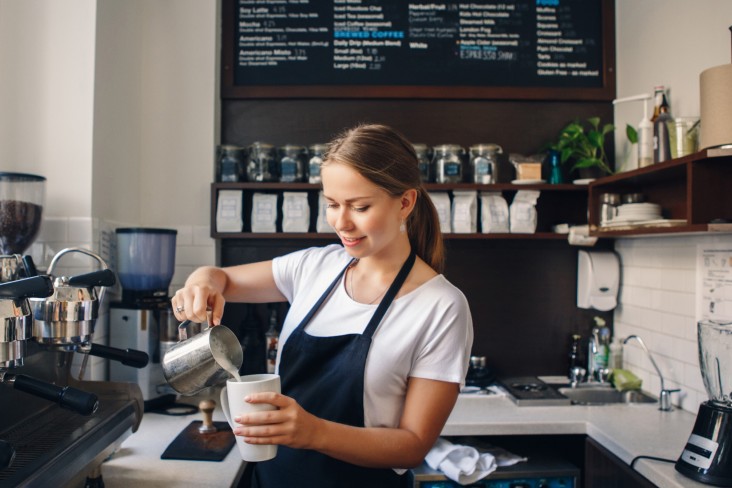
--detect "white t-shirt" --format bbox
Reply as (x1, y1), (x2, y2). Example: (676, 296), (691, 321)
(272, 244), (473, 430)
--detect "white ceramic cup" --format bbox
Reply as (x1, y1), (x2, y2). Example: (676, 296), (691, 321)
(220, 373), (281, 462)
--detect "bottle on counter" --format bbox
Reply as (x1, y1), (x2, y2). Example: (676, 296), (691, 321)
(265, 307), (279, 374)
(608, 337), (624, 370)
(590, 316), (610, 378)
(547, 149), (563, 184)
(568, 334), (582, 370)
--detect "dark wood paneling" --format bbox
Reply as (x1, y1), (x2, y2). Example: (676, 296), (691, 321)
(219, 70), (615, 378)
(222, 99), (614, 165)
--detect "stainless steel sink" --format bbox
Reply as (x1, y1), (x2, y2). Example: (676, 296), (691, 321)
(556, 386), (656, 405)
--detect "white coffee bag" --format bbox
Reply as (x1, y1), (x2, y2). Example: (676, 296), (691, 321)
(480, 192), (509, 233)
(428, 192), (452, 233)
(509, 190), (540, 234)
(251, 193), (278, 233)
(452, 190), (478, 233)
(282, 192), (310, 233)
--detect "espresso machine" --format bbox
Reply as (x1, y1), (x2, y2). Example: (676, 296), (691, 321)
(110, 228), (179, 410)
(676, 320), (732, 486)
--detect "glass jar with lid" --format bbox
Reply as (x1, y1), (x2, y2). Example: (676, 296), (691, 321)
(432, 144), (465, 183)
(247, 142), (278, 182)
(217, 144), (245, 182)
(412, 143), (433, 183)
(469, 144), (502, 184)
(308, 144), (327, 184)
(278, 144), (307, 183)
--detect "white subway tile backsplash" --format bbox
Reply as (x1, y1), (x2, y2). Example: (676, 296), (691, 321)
(192, 225), (214, 246)
(174, 225), (194, 246)
(38, 218), (68, 242)
(176, 245), (215, 266)
(614, 234), (732, 414)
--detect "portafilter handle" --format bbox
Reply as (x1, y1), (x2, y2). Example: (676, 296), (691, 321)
(1, 373), (98, 416)
(84, 343), (149, 369)
(68, 269), (116, 288)
(0, 275), (54, 300)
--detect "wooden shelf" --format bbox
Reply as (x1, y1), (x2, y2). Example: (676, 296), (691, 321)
(588, 147), (732, 237)
(211, 182), (588, 241)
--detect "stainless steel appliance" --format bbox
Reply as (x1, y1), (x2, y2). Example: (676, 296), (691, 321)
(0, 271), (144, 487)
(110, 228), (179, 410)
(675, 320), (732, 486)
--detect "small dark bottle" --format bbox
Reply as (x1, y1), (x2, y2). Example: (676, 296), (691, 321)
(653, 94), (673, 164)
(568, 334), (582, 372)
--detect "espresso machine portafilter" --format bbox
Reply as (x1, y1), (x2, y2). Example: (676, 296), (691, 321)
(0, 275), (99, 416)
(29, 248), (149, 376)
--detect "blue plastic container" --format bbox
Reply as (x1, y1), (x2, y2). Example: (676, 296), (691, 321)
(116, 228), (177, 292)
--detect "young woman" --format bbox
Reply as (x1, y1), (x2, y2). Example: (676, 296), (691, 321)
(172, 124), (473, 487)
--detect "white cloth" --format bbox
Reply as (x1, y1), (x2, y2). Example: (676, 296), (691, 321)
(272, 244), (474, 432)
(425, 438), (528, 485)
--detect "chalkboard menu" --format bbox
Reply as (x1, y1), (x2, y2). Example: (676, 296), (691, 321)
(221, 0), (615, 100)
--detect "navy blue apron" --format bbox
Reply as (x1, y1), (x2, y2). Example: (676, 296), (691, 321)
(253, 251), (417, 488)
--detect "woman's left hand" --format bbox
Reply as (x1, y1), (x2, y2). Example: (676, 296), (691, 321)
(233, 392), (323, 450)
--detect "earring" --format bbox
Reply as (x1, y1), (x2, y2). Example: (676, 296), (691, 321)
(399, 219), (406, 233)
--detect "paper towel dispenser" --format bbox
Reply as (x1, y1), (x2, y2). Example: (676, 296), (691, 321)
(577, 250), (620, 311)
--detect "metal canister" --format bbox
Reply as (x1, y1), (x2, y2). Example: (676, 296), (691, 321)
(599, 193), (621, 226)
(469, 144), (502, 184)
(432, 144), (465, 183)
(247, 142), (278, 182)
(278, 144), (307, 183)
(308, 144), (327, 184)
(412, 143), (433, 183)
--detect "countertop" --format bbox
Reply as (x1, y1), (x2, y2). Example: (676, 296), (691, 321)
(101, 391), (246, 488)
(101, 387), (705, 488)
(446, 391), (705, 488)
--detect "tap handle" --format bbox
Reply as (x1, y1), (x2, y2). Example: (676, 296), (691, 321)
(12, 374), (99, 416)
(659, 388), (681, 412)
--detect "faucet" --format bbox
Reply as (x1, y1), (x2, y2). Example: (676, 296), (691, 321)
(587, 333), (598, 383)
(623, 335), (679, 411)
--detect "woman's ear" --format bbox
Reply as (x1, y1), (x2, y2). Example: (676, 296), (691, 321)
(400, 189), (418, 216)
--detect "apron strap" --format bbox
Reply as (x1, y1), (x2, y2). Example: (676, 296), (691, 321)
(295, 258), (355, 330)
(362, 251), (416, 339)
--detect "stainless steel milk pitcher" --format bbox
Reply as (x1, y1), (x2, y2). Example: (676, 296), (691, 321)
(161, 320), (243, 395)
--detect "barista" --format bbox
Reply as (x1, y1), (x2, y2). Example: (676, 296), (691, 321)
(172, 124), (473, 487)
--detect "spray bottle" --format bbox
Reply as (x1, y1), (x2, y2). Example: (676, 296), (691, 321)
(613, 94), (653, 168)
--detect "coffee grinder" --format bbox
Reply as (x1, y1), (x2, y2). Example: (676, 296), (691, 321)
(109, 228), (178, 411)
(676, 320), (732, 486)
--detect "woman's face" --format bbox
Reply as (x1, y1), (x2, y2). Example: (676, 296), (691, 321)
(321, 161), (407, 260)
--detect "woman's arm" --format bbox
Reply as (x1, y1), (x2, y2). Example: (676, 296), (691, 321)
(236, 377), (459, 468)
(172, 260), (286, 325)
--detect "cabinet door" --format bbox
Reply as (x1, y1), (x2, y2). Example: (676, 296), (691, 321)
(584, 437), (656, 488)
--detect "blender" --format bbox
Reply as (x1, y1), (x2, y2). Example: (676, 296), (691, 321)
(109, 228), (179, 411)
(0, 173), (45, 282)
(675, 320), (732, 486)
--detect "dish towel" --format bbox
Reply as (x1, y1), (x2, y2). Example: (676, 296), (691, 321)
(425, 437), (528, 485)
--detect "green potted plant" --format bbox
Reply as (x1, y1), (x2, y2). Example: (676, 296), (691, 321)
(549, 117), (616, 178)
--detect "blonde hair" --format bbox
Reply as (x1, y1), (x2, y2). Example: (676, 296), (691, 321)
(324, 124), (445, 273)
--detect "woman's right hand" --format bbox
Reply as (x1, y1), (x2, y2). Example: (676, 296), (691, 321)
(171, 282), (226, 326)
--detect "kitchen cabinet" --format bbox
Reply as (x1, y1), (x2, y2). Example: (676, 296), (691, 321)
(588, 147), (732, 237)
(584, 437), (656, 488)
(210, 182), (589, 240)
